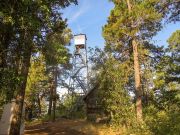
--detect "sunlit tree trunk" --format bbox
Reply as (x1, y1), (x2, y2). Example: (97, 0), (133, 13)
(126, 0), (143, 121)
(132, 40), (143, 122)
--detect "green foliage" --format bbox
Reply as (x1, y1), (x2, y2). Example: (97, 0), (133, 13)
(44, 28), (72, 66)
(154, 30), (179, 94)
(103, 0), (162, 50)
(0, 1), (76, 133)
(103, 0), (164, 123)
(159, 0), (180, 22)
(90, 55), (152, 134)
(100, 0), (179, 134)
(96, 56), (132, 125)
(0, 68), (20, 104)
(25, 54), (49, 117)
(89, 47), (152, 133)
(145, 30), (180, 135)
(167, 30), (180, 51)
(57, 94), (86, 119)
(26, 54), (48, 92)
(0, 0), (179, 134)
(0, 0), (77, 100)
(144, 104), (180, 135)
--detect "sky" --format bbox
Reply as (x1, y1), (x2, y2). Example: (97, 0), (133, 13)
(62, 0), (180, 49)
(62, 0), (114, 49)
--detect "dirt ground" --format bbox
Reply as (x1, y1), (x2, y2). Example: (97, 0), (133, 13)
(24, 119), (100, 135)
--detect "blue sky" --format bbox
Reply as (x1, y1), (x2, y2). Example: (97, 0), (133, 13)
(153, 23), (180, 47)
(62, 0), (180, 49)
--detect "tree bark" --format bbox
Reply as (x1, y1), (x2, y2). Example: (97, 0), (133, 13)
(52, 66), (57, 122)
(132, 40), (143, 122)
(9, 28), (33, 134)
(9, 49), (31, 135)
(48, 85), (53, 116)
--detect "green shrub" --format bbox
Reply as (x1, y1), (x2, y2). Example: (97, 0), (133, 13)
(144, 104), (180, 135)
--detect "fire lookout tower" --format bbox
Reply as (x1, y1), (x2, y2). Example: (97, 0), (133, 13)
(69, 34), (88, 95)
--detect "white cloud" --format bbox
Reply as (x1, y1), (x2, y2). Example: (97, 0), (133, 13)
(66, 0), (90, 24)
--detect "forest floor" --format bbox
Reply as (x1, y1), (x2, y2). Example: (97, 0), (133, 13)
(24, 118), (117, 135)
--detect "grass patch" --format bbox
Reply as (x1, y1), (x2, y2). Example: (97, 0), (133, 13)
(72, 121), (124, 135)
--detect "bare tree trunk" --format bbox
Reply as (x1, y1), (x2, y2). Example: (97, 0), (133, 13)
(126, 0), (143, 122)
(9, 49), (31, 135)
(48, 85), (53, 116)
(132, 40), (143, 122)
(52, 66), (57, 122)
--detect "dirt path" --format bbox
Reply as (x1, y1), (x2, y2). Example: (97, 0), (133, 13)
(25, 119), (98, 135)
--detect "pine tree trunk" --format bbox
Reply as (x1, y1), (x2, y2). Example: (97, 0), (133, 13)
(52, 66), (57, 122)
(126, 0), (143, 122)
(9, 49), (31, 135)
(48, 86), (53, 116)
(132, 40), (143, 122)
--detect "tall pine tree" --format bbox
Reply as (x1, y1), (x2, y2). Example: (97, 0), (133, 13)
(103, 0), (162, 122)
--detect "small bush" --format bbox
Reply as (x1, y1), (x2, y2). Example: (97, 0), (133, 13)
(144, 104), (180, 135)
